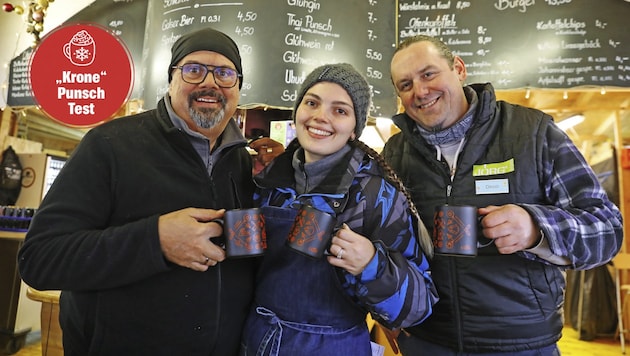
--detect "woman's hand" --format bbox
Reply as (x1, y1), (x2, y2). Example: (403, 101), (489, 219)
(327, 224), (376, 276)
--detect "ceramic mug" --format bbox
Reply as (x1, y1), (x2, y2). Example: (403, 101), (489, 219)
(286, 205), (336, 258)
(223, 208), (266, 258)
(433, 205), (493, 257)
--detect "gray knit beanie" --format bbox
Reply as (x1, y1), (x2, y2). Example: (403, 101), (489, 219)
(293, 63), (372, 137)
(168, 27), (242, 88)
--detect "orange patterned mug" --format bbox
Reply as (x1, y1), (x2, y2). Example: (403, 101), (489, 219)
(287, 205), (336, 259)
(223, 208), (266, 258)
(433, 205), (492, 257)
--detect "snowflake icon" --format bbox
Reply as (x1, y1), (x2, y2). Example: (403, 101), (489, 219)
(75, 47), (91, 62)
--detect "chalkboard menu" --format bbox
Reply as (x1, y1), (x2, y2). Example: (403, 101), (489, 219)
(141, 0), (397, 117)
(398, 0), (630, 89)
(64, 0), (148, 99)
(7, 0), (630, 115)
(6, 0), (147, 107)
(7, 47), (35, 107)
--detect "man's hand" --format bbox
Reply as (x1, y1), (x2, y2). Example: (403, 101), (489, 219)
(478, 204), (540, 254)
(158, 208), (226, 271)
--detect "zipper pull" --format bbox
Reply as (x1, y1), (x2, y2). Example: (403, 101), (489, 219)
(447, 184), (452, 197)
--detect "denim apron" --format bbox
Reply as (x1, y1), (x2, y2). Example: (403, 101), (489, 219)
(241, 206), (371, 356)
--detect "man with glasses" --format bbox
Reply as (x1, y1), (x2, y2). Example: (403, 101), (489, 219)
(19, 27), (282, 355)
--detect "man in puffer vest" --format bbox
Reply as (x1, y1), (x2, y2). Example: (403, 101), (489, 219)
(383, 34), (623, 355)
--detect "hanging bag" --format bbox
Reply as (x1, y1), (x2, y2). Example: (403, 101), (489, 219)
(0, 145), (23, 205)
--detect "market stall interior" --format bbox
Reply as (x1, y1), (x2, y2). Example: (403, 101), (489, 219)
(1, 0), (630, 354)
(2, 86), (629, 356)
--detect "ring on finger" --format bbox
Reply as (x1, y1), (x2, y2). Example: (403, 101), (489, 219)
(204, 256), (210, 264)
(337, 248), (344, 259)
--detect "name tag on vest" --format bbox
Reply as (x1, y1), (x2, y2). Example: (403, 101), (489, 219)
(472, 159), (512, 195)
(476, 179), (509, 194)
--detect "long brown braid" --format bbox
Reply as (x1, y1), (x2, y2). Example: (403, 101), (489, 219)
(350, 139), (434, 258)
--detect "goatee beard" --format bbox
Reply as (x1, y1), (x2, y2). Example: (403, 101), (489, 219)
(188, 90), (226, 129)
(190, 107), (225, 129)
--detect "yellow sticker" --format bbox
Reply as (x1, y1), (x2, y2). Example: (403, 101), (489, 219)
(472, 159), (514, 177)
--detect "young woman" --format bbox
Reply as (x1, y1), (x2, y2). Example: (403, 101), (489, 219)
(240, 63), (438, 355)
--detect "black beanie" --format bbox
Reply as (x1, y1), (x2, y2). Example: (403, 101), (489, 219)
(168, 27), (243, 88)
(293, 63), (372, 137)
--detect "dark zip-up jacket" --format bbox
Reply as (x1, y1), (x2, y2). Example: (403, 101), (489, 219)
(18, 99), (257, 355)
(382, 83), (622, 352)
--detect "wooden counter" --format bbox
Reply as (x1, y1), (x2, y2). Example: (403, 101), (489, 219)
(26, 288), (62, 356)
(0, 231), (39, 355)
(0, 231), (27, 240)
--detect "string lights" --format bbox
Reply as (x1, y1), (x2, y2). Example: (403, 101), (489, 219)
(2, 0), (55, 46)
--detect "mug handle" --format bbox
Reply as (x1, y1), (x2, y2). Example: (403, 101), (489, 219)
(63, 43), (71, 60)
(477, 239), (495, 248)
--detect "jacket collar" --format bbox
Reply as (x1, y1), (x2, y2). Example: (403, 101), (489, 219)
(255, 141), (379, 196)
(157, 95), (247, 152)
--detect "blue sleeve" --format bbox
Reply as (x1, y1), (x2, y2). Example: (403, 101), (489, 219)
(342, 178), (438, 329)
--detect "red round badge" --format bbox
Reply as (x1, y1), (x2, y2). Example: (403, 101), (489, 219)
(29, 23), (134, 128)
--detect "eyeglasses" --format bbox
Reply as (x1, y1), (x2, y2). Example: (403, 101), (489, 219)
(172, 63), (242, 88)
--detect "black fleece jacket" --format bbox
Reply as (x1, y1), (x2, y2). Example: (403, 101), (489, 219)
(18, 99), (256, 356)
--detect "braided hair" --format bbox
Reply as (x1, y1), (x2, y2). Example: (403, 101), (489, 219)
(350, 139), (434, 258)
